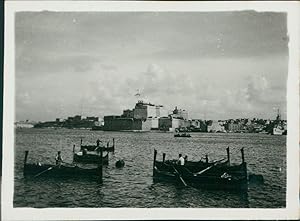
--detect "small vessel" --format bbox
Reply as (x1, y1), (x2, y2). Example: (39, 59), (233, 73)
(273, 125), (285, 135)
(153, 147), (248, 191)
(91, 125), (103, 131)
(174, 132), (191, 137)
(73, 151), (109, 164)
(80, 138), (115, 152)
(23, 151), (102, 180)
(272, 109), (287, 135)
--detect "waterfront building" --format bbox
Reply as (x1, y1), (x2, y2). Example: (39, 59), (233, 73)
(35, 115), (100, 129)
(171, 106), (188, 120)
(151, 117), (159, 130)
(158, 117), (172, 131)
(133, 100), (156, 120)
(103, 100), (166, 131)
(86, 116), (99, 121)
(103, 101), (191, 132)
(103, 115), (152, 131)
(122, 109), (134, 118)
(207, 120), (226, 132)
(190, 119), (207, 132)
(227, 122), (243, 132)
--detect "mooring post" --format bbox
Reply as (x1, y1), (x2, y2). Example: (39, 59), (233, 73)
(226, 147), (230, 165)
(163, 153), (166, 163)
(241, 147), (245, 163)
(98, 143), (103, 184)
(24, 151), (29, 165)
(113, 138), (115, 152)
(153, 149), (157, 176)
(205, 154), (208, 163)
(80, 138), (83, 145)
(240, 148), (247, 181)
(23, 151), (29, 175)
(73, 145), (75, 153)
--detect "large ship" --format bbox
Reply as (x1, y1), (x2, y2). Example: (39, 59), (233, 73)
(272, 109), (287, 135)
(273, 125), (285, 135)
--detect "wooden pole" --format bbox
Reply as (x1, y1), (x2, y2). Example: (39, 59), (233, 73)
(113, 138), (115, 152)
(73, 145), (75, 153)
(98, 143), (103, 184)
(153, 149), (157, 176)
(205, 154), (208, 163)
(240, 148), (247, 183)
(241, 147), (245, 163)
(163, 153), (166, 163)
(23, 151), (29, 175)
(24, 150), (29, 165)
(226, 147), (230, 165)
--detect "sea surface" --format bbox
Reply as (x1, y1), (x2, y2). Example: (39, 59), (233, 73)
(14, 128), (286, 208)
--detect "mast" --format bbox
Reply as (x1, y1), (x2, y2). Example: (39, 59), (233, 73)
(276, 108), (281, 122)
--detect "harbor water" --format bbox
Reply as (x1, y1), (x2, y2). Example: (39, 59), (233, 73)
(14, 128), (286, 208)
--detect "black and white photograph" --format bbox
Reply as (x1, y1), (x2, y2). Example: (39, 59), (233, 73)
(2, 1), (299, 220)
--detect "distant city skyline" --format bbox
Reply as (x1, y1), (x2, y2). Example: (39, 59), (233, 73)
(15, 11), (288, 121)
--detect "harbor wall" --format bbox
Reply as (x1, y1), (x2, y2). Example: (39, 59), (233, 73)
(103, 116), (152, 131)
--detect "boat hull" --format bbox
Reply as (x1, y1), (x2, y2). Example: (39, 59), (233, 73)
(24, 164), (100, 178)
(153, 161), (248, 191)
(174, 134), (191, 137)
(73, 152), (109, 164)
(80, 145), (114, 152)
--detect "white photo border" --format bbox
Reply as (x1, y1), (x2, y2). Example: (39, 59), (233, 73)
(2, 1), (299, 220)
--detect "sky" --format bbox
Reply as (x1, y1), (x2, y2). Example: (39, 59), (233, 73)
(15, 11), (288, 121)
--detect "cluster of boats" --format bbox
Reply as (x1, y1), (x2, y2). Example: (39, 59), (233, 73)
(72, 138), (115, 164)
(23, 138), (116, 183)
(23, 138), (262, 191)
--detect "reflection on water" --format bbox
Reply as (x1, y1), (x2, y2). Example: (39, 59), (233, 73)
(14, 128), (286, 208)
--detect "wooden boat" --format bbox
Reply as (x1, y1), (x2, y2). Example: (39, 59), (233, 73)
(73, 151), (109, 164)
(80, 138), (115, 152)
(153, 147), (248, 191)
(23, 151), (102, 181)
(174, 133), (191, 137)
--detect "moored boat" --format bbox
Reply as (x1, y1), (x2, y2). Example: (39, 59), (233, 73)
(273, 125), (285, 135)
(73, 151), (109, 164)
(153, 147), (248, 191)
(174, 133), (191, 138)
(23, 151), (102, 181)
(80, 138), (115, 152)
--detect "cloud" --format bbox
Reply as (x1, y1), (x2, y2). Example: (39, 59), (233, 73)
(16, 52), (102, 76)
(15, 11), (288, 121)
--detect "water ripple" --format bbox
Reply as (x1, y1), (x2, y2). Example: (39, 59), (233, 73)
(14, 129), (286, 208)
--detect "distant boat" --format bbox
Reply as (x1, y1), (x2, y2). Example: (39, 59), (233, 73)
(23, 151), (101, 179)
(91, 125), (103, 131)
(174, 133), (191, 138)
(80, 138), (115, 152)
(273, 125), (285, 135)
(272, 109), (286, 135)
(73, 151), (109, 164)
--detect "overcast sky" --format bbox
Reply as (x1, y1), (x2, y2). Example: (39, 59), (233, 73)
(15, 11), (288, 121)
